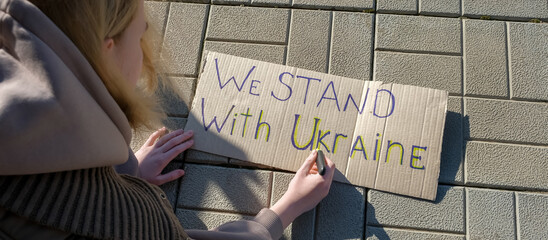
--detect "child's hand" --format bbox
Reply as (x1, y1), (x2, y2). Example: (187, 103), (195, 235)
(271, 150), (335, 228)
(135, 127), (194, 185)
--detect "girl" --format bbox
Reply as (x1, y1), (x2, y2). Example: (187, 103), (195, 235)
(0, 0), (335, 239)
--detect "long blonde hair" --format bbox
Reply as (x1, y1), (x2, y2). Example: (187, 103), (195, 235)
(30, 0), (167, 129)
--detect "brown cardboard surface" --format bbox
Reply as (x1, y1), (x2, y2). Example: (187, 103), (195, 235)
(184, 52), (448, 200)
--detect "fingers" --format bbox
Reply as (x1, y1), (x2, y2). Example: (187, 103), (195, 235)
(155, 129), (185, 147)
(154, 169), (185, 186)
(325, 155), (336, 169)
(145, 127), (167, 146)
(323, 155), (336, 182)
(164, 138), (194, 161)
(159, 130), (194, 153)
(297, 150), (317, 176)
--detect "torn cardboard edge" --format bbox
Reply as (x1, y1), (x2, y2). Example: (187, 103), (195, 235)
(185, 51), (448, 201)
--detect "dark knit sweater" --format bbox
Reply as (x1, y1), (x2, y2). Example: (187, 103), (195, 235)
(0, 167), (189, 239)
(0, 0), (188, 237)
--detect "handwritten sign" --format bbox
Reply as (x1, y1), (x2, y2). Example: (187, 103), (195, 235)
(185, 52), (448, 200)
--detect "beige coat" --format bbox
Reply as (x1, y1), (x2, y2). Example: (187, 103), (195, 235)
(0, 0), (282, 239)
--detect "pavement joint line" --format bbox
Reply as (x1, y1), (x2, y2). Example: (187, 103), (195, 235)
(204, 38), (287, 46)
(507, 97), (548, 104)
(178, 206), (257, 217)
(372, 184), (546, 198)
(464, 187), (470, 239)
(505, 22), (514, 99)
(366, 223), (466, 235)
(466, 138), (548, 148)
(368, 225), (467, 237)
(196, 4), (211, 77)
(164, 73), (197, 78)
(440, 183), (548, 195)
(327, 11), (334, 75)
(458, 95), (466, 190)
(283, 8), (293, 65)
(462, 93), (510, 100)
(183, 161), (292, 173)
(173, 175), (183, 213)
(461, 18), (466, 97)
(463, 96), (548, 105)
(460, 0), (464, 21)
(514, 192), (520, 240)
(463, 182), (548, 194)
(367, 12), (376, 81)
(209, 2), (375, 13)
(372, 14), (379, 82)
(162, 2), (171, 37)
(363, 189), (369, 238)
(514, 193), (521, 240)
(267, 171), (273, 207)
(149, 1), (547, 23)
(165, 73), (196, 78)
(374, 48), (462, 57)
(166, 113), (189, 118)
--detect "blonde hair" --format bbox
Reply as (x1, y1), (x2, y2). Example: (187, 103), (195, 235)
(30, 0), (168, 129)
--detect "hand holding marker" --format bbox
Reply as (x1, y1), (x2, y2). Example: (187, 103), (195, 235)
(315, 149), (326, 176)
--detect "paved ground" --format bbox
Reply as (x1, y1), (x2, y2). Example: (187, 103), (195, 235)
(135, 1), (548, 239)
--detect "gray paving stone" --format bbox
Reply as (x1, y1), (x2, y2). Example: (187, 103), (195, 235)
(204, 41), (285, 64)
(207, 5), (289, 44)
(292, 0), (374, 10)
(184, 149), (228, 164)
(287, 9), (331, 73)
(462, 0), (548, 20)
(517, 193), (548, 239)
(375, 14), (461, 54)
(465, 141), (548, 190)
(366, 226), (465, 240)
(439, 97), (464, 184)
(419, 0), (460, 17)
(464, 20), (508, 98)
(466, 188), (516, 239)
(163, 117), (189, 131)
(316, 183), (365, 240)
(271, 172), (315, 240)
(464, 98), (548, 145)
(330, 12), (373, 80)
(159, 162), (184, 208)
(367, 185), (465, 233)
(158, 77), (195, 117)
(508, 22), (548, 101)
(144, 1), (169, 38)
(178, 164), (271, 214)
(163, 3), (208, 76)
(377, 0), (416, 14)
(176, 208), (250, 230)
(130, 117), (188, 155)
(374, 51), (462, 94)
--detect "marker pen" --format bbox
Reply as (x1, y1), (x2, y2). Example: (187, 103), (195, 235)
(316, 149), (326, 176)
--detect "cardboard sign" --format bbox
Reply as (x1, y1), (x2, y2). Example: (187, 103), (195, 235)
(185, 51), (448, 200)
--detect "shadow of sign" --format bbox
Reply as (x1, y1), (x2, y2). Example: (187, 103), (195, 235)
(364, 109), (469, 239)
